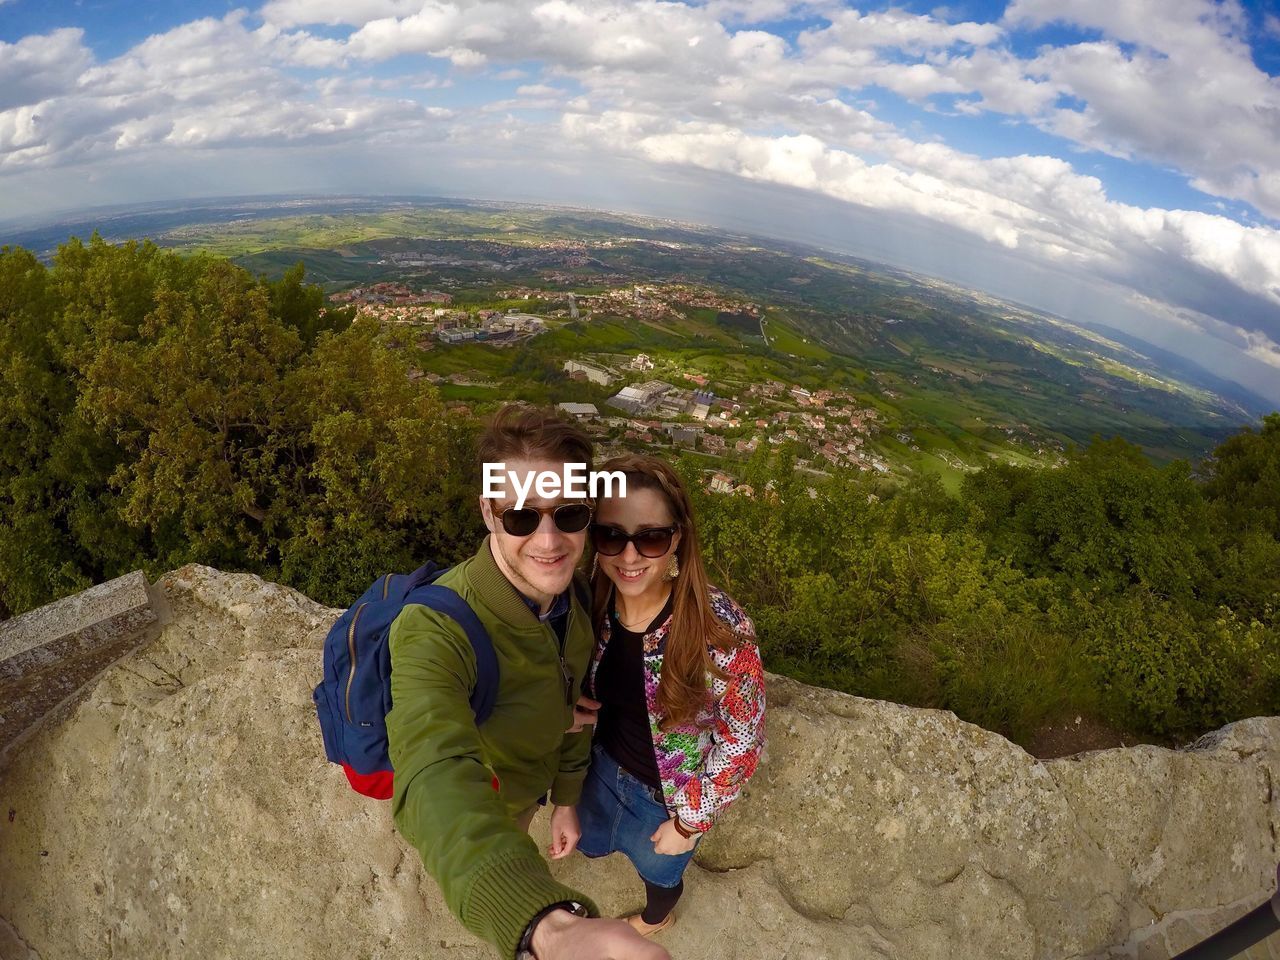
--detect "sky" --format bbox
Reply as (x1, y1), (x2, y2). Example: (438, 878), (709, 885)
(1, 0), (1279, 407)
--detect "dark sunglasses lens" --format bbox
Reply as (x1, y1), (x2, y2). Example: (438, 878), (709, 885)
(501, 508), (540, 537)
(554, 503), (592, 533)
(590, 525), (628, 556)
(634, 529), (675, 557)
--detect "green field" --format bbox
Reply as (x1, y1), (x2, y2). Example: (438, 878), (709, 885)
(140, 203), (1269, 478)
(761, 312), (834, 361)
(437, 382), (501, 402)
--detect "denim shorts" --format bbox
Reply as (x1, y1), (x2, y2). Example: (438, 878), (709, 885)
(576, 743), (699, 888)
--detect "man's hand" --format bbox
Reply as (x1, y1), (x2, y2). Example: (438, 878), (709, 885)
(566, 694), (601, 733)
(650, 818), (699, 856)
(530, 910), (670, 960)
(548, 805), (581, 860)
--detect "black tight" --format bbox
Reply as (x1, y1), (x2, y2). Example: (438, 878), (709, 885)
(641, 879), (684, 924)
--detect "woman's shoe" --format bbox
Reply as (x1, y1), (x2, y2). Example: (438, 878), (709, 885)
(624, 913), (675, 937)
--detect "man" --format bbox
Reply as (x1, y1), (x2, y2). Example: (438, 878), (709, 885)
(386, 405), (668, 960)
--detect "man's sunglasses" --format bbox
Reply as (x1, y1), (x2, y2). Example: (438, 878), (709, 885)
(497, 502), (592, 537)
(589, 523), (678, 558)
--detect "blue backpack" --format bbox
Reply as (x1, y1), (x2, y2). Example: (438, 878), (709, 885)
(312, 561), (498, 799)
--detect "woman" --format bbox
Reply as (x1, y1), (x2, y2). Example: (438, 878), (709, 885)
(572, 453), (766, 937)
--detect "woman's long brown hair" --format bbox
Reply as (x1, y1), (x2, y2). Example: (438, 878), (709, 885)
(590, 454), (741, 729)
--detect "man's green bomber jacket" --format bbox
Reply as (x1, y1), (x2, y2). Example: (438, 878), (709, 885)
(386, 536), (599, 958)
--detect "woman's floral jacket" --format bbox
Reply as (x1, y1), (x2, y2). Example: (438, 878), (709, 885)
(586, 585), (766, 833)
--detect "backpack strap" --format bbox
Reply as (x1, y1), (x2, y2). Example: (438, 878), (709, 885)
(404, 560), (449, 593)
(406, 584), (500, 726)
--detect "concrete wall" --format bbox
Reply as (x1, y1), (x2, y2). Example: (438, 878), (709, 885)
(0, 572), (166, 767)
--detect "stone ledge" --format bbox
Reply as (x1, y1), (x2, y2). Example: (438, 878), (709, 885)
(2, 566), (1278, 959)
(0, 572), (167, 763)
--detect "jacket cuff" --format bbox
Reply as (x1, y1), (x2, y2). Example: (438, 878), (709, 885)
(549, 772), (586, 807)
(461, 852), (598, 960)
(677, 808), (714, 833)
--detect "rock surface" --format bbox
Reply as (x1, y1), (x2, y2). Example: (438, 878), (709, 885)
(0, 565), (1277, 960)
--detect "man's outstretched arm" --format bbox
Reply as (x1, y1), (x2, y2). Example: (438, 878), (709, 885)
(387, 604), (594, 958)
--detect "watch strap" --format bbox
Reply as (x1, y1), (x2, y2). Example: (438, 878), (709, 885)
(673, 815), (700, 839)
(516, 900), (588, 959)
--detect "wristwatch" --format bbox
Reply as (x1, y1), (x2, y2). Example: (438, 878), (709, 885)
(516, 900), (589, 960)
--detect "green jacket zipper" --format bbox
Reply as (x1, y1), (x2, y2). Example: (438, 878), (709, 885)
(552, 602), (574, 707)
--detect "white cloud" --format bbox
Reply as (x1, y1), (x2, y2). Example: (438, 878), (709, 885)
(337, 1), (729, 74)
(259, 0), (422, 28)
(0, 29), (94, 112)
(258, 24), (350, 68)
(1004, 0), (1250, 61)
(940, 48), (1060, 115)
(701, 0), (842, 24)
(343, 6), (470, 61)
(1130, 293), (1280, 370)
(516, 83), (565, 97)
(802, 7), (1001, 52)
(319, 1), (1012, 139)
(12, 3), (1276, 295)
(390, 71), (452, 90)
(561, 109), (1280, 314)
(1244, 330), (1280, 368)
(0, 13), (447, 172)
(986, 0), (1280, 218)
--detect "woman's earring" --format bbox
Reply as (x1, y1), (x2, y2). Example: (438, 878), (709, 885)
(590, 555), (599, 580)
(666, 553), (679, 579)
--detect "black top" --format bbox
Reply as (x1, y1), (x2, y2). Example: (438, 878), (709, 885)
(595, 591), (673, 790)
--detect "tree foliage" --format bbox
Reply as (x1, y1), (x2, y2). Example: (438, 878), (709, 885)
(0, 238), (475, 611)
(689, 430), (1280, 744)
(1202, 412), (1280, 541)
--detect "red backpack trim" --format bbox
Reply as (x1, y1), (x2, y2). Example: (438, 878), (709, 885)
(342, 763), (394, 800)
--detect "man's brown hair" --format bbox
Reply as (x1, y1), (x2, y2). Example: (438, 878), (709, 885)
(476, 404), (593, 485)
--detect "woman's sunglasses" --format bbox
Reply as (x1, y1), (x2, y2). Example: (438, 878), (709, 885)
(497, 502), (592, 537)
(589, 523), (678, 558)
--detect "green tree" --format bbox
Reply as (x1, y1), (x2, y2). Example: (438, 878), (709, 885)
(0, 243), (150, 615)
(276, 319), (479, 603)
(0, 246), (80, 616)
(271, 262), (353, 346)
(0, 237), (475, 614)
(962, 437), (1213, 602)
(1080, 587), (1278, 736)
(1202, 412), (1280, 539)
(76, 256), (307, 572)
